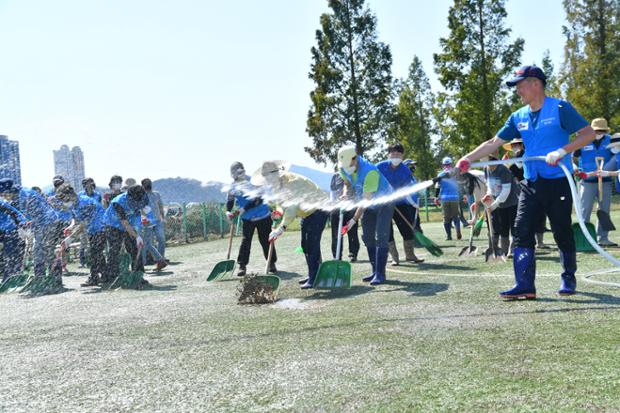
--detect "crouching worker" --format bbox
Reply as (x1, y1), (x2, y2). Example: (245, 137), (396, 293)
(226, 161), (276, 276)
(104, 185), (149, 283)
(0, 180), (28, 282)
(0, 179), (60, 277)
(251, 161), (328, 289)
(338, 145), (394, 286)
(55, 184), (107, 287)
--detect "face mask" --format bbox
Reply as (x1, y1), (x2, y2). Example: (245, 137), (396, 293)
(514, 149), (524, 158)
(390, 158), (403, 166)
(611, 147), (620, 154)
(111, 183), (121, 191)
(233, 170), (246, 181)
(342, 165), (356, 175)
(142, 206), (152, 214)
(443, 165), (452, 171)
(63, 201), (74, 209)
(596, 133), (605, 140)
(265, 173), (280, 186)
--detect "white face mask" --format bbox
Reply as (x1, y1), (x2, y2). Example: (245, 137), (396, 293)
(596, 133), (605, 140)
(111, 183), (121, 191)
(142, 206), (152, 214)
(611, 146), (620, 154)
(265, 173), (280, 186)
(342, 165), (356, 175)
(390, 157), (403, 166)
(63, 201), (74, 209)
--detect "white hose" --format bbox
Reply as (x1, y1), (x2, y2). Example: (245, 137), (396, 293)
(472, 156), (620, 288)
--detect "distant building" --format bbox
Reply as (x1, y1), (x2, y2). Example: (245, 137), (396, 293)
(53, 145), (85, 190)
(0, 135), (22, 186)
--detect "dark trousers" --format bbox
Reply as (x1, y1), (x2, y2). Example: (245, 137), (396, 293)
(106, 226), (144, 280)
(301, 210), (329, 279)
(362, 204), (395, 249)
(514, 178), (575, 251)
(237, 216), (276, 267)
(89, 231), (107, 279)
(388, 204), (416, 242)
(491, 204), (517, 238)
(330, 209), (360, 259)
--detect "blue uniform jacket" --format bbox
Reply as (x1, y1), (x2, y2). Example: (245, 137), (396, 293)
(73, 195), (106, 235)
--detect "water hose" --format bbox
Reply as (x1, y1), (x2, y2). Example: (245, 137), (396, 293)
(471, 156), (620, 288)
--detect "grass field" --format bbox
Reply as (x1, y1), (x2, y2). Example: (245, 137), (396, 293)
(1, 216), (620, 412)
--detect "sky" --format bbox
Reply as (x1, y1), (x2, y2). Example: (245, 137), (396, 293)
(0, 0), (567, 188)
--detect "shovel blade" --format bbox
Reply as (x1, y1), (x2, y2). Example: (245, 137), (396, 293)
(207, 260), (236, 281)
(459, 245), (478, 257)
(313, 260), (352, 289)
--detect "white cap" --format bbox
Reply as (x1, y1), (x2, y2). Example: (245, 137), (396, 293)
(338, 145), (357, 168)
(442, 156), (453, 165)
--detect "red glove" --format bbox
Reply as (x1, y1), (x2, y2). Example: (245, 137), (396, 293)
(434, 198), (441, 207)
(63, 228), (71, 237)
(271, 210), (283, 221)
(456, 158), (471, 173)
(141, 217), (149, 225)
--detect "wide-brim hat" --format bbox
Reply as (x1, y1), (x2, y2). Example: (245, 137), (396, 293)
(592, 117), (610, 132)
(607, 133), (620, 149)
(250, 160), (290, 186)
(502, 138), (524, 152)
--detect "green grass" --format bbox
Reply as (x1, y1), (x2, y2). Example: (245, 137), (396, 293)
(1, 213), (620, 412)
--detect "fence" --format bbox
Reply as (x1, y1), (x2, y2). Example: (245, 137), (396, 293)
(164, 202), (240, 244)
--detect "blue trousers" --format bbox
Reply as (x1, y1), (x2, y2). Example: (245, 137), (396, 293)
(300, 210), (328, 279)
(362, 204), (395, 249)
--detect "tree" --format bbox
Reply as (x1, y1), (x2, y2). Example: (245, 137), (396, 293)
(433, 0), (523, 157)
(541, 49), (562, 98)
(306, 0), (394, 165)
(394, 56), (436, 180)
(561, 0), (620, 126)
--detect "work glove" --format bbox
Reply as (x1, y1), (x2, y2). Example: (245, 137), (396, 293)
(545, 148), (567, 166)
(136, 236), (144, 249)
(341, 218), (357, 235)
(481, 194), (497, 211)
(225, 211), (237, 221)
(269, 226), (284, 242)
(434, 198), (441, 207)
(456, 158), (471, 173)
(63, 227), (72, 237)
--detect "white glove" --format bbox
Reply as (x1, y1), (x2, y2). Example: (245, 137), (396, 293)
(597, 170), (612, 178)
(545, 148), (567, 166)
(269, 226), (284, 242)
(18, 228), (30, 240)
(136, 236), (144, 249)
(225, 211), (236, 221)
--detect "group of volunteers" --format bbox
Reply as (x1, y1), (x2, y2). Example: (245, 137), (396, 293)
(0, 174), (167, 287)
(227, 64), (620, 300)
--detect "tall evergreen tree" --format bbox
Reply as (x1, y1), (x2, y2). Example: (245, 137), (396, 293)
(561, 0), (620, 126)
(394, 56), (436, 181)
(433, 0), (523, 157)
(306, 0), (394, 164)
(541, 49), (562, 98)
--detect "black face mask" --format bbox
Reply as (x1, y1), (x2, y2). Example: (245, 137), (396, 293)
(514, 149), (524, 158)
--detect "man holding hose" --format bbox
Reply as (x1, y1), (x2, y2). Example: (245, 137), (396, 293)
(456, 65), (595, 299)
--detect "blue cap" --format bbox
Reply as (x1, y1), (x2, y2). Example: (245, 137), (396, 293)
(0, 178), (14, 193)
(506, 65), (546, 87)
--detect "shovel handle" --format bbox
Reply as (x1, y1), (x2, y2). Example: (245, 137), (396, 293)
(265, 241), (274, 274)
(596, 157), (604, 201)
(226, 222), (235, 260)
(335, 210), (344, 261)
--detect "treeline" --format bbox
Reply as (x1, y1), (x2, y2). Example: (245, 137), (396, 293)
(305, 0), (620, 180)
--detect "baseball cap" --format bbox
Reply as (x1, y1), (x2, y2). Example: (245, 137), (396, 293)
(506, 65), (547, 87)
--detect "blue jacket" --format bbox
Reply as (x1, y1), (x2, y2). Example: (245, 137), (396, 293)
(340, 156), (393, 202)
(73, 195), (106, 235)
(104, 192), (145, 231)
(578, 134), (613, 183)
(18, 188), (59, 229)
(376, 161), (417, 205)
(0, 199), (27, 232)
(438, 171), (460, 201)
(78, 190), (103, 204)
(226, 177), (271, 221)
(513, 97), (572, 180)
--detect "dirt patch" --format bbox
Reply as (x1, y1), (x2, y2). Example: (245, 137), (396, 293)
(237, 274), (276, 304)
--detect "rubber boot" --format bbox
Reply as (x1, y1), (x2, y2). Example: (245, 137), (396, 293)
(404, 239), (423, 263)
(536, 232), (549, 249)
(444, 222), (452, 241)
(388, 241), (400, 266)
(301, 253), (321, 289)
(500, 247), (537, 300)
(558, 249), (577, 296)
(370, 247), (389, 285)
(453, 218), (462, 240)
(362, 246), (376, 282)
(500, 236), (510, 256)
